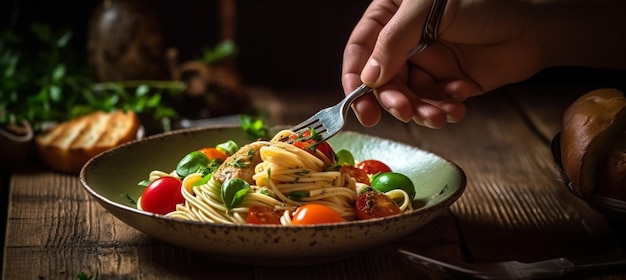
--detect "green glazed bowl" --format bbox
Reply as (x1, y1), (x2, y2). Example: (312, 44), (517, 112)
(80, 125), (466, 266)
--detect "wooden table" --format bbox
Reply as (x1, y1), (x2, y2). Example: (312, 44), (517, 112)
(3, 82), (626, 279)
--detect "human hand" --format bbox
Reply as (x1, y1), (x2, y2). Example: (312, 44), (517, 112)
(342, 0), (543, 128)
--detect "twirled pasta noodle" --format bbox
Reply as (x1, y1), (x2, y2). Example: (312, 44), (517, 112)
(140, 129), (413, 225)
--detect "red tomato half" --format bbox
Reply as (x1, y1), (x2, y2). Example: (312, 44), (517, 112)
(315, 142), (336, 163)
(246, 205), (283, 225)
(292, 204), (343, 225)
(292, 141), (314, 150)
(140, 176), (184, 215)
(355, 159), (392, 175)
(291, 138), (336, 164)
(198, 147), (228, 161)
(355, 190), (402, 220)
(341, 165), (370, 184)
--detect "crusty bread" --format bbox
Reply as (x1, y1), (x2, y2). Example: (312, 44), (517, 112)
(560, 88), (626, 198)
(597, 130), (626, 200)
(35, 110), (141, 173)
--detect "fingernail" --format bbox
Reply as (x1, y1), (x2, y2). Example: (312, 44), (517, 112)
(360, 58), (381, 85)
(413, 116), (436, 128)
(389, 108), (410, 123)
(412, 116), (424, 126)
(423, 119), (436, 129)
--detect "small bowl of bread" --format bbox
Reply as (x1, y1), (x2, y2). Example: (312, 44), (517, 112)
(552, 88), (626, 221)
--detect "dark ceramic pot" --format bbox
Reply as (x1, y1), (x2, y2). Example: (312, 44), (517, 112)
(0, 120), (34, 169)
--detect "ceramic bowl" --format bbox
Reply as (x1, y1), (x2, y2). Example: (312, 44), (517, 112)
(80, 125), (466, 266)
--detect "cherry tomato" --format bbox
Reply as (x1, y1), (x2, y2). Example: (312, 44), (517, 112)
(198, 147), (228, 161)
(246, 205), (283, 225)
(140, 176), (184, 215)
(292, 141), (314, 150)
(370, 172), (416, 200)
(356, 159), (392, 175)
(315, 141), (336, 163)
(291, 204), (343, 225)
(355, 190), (402, 220)
(341, 165), (370, 184)
(291, 138), (336, 163)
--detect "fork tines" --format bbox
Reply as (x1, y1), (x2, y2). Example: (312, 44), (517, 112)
(292, 119), (325, 135)
(281, 118), (326, 143)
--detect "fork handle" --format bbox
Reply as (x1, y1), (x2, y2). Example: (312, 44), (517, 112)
(344, 84), (373, 105)
(566, 253), (626, 273)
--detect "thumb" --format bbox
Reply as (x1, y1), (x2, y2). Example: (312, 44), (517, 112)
(360, 0), (435, 87)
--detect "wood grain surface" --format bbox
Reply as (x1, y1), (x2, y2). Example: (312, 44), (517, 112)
(3, 84), (626, 279)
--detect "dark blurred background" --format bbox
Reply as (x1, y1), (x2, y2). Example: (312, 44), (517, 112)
(1, 0), (624, 91)
(0, 0), (371, 90)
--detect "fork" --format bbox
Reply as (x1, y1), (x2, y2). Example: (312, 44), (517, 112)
(284, 42), (427, 143)
(398, 249), (626, 279)
(285, 0), (450, 142)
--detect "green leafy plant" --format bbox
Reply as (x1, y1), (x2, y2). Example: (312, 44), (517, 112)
(197, 40), (237, 64)
(0, 23), (182, 133)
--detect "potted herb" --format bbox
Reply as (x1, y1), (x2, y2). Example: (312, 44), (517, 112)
(0, 24), (181, 167)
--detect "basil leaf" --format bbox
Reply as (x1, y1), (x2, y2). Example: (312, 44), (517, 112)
(288, 190), (310, 201)
(221, 178), (250, 212)
(176, 151), (210, 178)
(257, 187), (278, 199)
(216, 140), (239, 156)
(194, 173), (212, 187)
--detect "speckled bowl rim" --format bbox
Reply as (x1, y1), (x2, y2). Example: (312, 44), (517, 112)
(79, 124), (467, 265)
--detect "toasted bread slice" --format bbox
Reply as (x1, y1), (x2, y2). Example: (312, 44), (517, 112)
(35, 110), (141, 173)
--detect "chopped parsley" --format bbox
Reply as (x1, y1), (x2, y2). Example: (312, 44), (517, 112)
(227, 158), (249, 168)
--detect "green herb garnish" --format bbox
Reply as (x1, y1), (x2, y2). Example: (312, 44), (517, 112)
(221, 178), (250, 212)
(241, 114), (268, 140)
(176, 151), (210, 178)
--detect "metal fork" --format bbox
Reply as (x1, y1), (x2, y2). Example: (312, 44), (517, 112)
(285, 0), (448, 142)
(285, 43), (427, 142)
(399, 249), (626, 279)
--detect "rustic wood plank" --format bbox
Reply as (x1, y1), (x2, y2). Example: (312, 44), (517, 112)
(4, 167), (258, 279)
(3, 88), (466, 279)
(505, 83), (597, 142)
(412, 89), (623, 265)
(0, 169), (8, 275)
(3, 167), (462, 279)
(5, 85), (626, 279)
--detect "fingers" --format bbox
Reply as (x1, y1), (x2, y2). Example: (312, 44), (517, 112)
(361, 0), (435, 87)
(342, 0), (401, 127)
(342, 0), (397, 92)
(342, 0), (469, 128)
(375, 79), (467, 129)
(413, 100), (466, 128)
(352, 95), (383, 127)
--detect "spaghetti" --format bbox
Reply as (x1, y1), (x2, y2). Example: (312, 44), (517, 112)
(137, 129), (413, 225)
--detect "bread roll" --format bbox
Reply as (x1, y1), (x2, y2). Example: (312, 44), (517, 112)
(560, 88), (626, 198)
(35, 110), (141, 173)
(597, 130), (626, 200)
